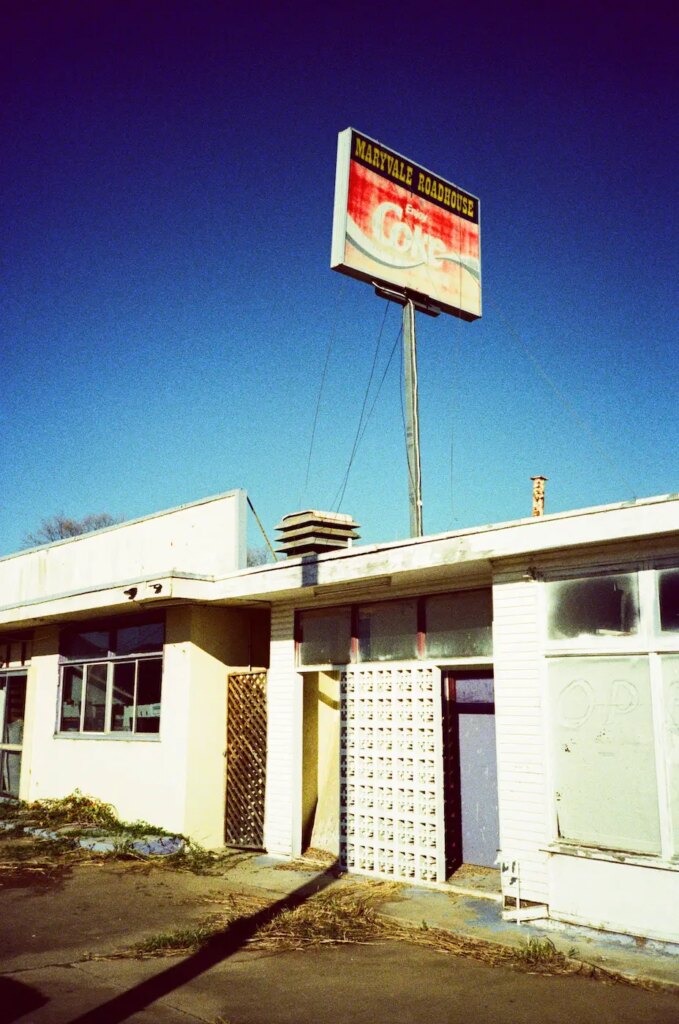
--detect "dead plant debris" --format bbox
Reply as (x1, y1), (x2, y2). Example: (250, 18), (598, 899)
(274, 848), (340, 872)
(95, 877), (657, 989)
(0, 792), (249, 882)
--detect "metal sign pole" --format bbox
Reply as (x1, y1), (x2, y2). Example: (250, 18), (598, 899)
(403, 297), (423, 537)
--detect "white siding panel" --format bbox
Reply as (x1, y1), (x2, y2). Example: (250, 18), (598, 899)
(263, 604), (301, 857)
(493, 577), (550, 902)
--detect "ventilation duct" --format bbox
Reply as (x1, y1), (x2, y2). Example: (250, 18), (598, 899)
(275, 510), (360, 557)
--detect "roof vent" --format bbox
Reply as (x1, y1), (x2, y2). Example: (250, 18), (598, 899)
(275, 510), (360, 557)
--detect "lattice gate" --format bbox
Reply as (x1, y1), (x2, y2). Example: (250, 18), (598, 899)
(225, 672), (267, 847)
(340, 665), (446, 884)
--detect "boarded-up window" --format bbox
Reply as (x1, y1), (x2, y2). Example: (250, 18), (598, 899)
(425, 590), (492, 658)
(298, 608), (351, 666)
(549, 656), (661, 855)
(661, 655), (679, 856)
(547, 573), (639, 641)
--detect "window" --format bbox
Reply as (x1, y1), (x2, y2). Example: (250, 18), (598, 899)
(59, 617), (164, 736)
(297, 590), (494, 667)
(298, 608), (351, 666)
(546, 573), (639, 641)
(425, 591), (492, 658)
(659, 569), (679, 633)
(545, 565), (679, 861)
(357, 600), (418, 662)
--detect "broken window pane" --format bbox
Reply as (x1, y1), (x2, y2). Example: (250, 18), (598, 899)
(60, 665), (84, 731)
(548, 656), (660, 854)
(0, 751), (22, 797)
(358, 600), (417, 662)
(83, 663), (108, 732)
(659, 569), (679, 633)
(111, 661), (136, 732)
(299, 608), (351, 666)
(136, 659), (162, 733)
(426, 590), (493, 658)
(1, 674), (26, 744)
(661, 656), (679, 856)
(546, 573), (639, 641)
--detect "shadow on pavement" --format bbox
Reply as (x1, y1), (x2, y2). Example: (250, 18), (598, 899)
(66, 862), (339, 1024)
(0, 976), (49, 1022)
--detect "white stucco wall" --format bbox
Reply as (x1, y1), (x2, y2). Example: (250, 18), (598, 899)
(0, 490), (246, 614)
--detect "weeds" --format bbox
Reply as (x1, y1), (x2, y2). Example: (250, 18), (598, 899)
(0, 791), (262, 889)
(132, 920), (224, 956)
(517, 936), (566, 968)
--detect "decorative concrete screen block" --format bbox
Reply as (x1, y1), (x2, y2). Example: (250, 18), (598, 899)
(340, 665), (445, 884)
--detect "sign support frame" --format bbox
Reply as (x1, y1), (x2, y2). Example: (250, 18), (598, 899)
(403, 298), (423, 538)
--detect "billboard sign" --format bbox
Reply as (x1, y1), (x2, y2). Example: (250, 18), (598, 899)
(331, 128), (481, 320)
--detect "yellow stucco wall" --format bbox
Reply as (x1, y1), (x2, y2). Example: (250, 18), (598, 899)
(17, 605), (269, 848)
(301, 671), (340, 855)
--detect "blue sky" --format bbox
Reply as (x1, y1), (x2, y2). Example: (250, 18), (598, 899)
(2, 1), (677, 556)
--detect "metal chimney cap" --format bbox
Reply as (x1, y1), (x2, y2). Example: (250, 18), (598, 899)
(275, 509), (360, 531)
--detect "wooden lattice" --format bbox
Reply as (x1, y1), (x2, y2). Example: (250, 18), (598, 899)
(225, 672), (267, 847)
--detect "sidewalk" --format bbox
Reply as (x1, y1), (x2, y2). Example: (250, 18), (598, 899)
(217, 852), (679, 992)
(2, 846), (679, 1023)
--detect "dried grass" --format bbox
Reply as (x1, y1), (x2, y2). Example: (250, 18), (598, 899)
(251, 881), (401, 952)
(92, 877), (667, 989)
(274, 848), (340, 872)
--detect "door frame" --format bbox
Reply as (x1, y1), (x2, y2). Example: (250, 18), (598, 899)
(441, 670), (496, 875)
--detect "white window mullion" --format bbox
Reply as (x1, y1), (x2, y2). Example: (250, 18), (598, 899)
(649, 653), (672, 859)
(79, 665), (87, 732)
(132, 659), (139, 734)
(638, 567), (656, 648)
(104, 662), (114, 733)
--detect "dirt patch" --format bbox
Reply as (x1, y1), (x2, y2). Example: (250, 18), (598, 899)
(0, 834), (89, 890)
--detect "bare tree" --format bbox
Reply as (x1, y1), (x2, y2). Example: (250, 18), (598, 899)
(23, 512), (124, 548)
(246, 545), (274, 567)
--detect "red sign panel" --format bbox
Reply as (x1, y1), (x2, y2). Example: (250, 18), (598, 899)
(331, 129), (481, 320)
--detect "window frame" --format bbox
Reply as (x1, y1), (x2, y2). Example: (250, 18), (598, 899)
(57, 615), (164, 739)
(296, 588), (494, 670)
(0, 669), (28, 797)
